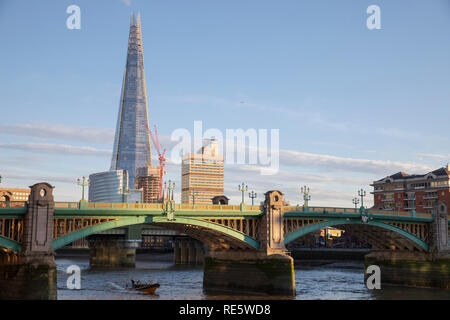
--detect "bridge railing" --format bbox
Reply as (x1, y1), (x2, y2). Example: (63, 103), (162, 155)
(367, 209), (432, 218)
(0, 201), (27, 208)
(52, 202), (262, 212)
(284, 206), (360, 213)
(55, 202), (79, 209)
(283, 205), (433, 219)
(1, 201), (434, 219)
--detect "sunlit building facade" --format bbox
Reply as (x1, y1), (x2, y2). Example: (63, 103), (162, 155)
(0, 188), (30, 202)
(181, 140), (224, 204)
(372, 165), (450, 213)
(135, 165), (160, 203)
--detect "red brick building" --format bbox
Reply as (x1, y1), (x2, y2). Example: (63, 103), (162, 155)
(371, 165), (450, 213)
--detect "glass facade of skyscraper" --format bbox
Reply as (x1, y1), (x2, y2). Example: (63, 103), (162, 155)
(110, 13), (152, 190)
(88, 170), (128, 203)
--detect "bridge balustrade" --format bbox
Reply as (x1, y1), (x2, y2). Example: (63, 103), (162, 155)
(0, 218), (23, 243)
(0, 201), (27, 208)
(55, 202), (78, 209)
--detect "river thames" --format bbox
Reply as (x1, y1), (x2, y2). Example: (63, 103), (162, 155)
(56, 253), (450, 300)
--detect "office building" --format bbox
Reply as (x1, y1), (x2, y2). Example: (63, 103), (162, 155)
(88, 170), (143, 203)
(181, 139), (224, 204)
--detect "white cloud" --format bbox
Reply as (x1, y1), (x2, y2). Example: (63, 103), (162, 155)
(4, 173), (75, 184)
(279, 149), (432, 175)
(0, 123), (114, 145)
(0, 142), (111, 157)
(418, 153), (450, 160)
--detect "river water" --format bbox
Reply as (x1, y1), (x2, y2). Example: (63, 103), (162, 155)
(56, 253), (450, 300)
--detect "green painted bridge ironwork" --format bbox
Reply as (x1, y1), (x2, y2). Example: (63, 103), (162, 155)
(0, 201), (447, 254)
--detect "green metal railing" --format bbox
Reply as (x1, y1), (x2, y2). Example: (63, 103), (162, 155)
(0, 201), (439, 221)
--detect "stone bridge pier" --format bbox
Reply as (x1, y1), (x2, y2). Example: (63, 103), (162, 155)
(203, 190), (296, 296)
(88, 225), (141, 268)
(0, 183), (57, 300)
(173, 238), (205, 264)
(365, 202), (450, 289)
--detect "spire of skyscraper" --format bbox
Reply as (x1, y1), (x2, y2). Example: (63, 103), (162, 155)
(110, 12), (152, 189)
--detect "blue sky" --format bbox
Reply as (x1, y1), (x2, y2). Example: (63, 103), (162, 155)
(0, 0), (449, 206)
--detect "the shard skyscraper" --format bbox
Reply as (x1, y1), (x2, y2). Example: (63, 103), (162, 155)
(110, 13), (152, 190)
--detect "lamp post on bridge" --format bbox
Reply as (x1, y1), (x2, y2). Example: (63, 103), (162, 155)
(165, 180), (175, 201)
(249, 190), (257, 206)
(163, 180), (176, 220)
(77, 176), (90, 201)
(411, 193), (416, 216)
(352, 197), (359, 209)
(397, 202), (402, 215)
(191, 189), (198, 206)
(238, 183), (248, 205)
(0, 175), (3, 207)
(358, 189), (366, 208)
(301, 185), (311, 207)
(119, 185), (130, 203)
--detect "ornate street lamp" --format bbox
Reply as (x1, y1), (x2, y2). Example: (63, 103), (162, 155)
(191, 189), (198, 206)
(411, 193), (416, 216)
(119, 185), (130, 203)
(352, 197), (360, 209)
(77, 176), (90, 201)
(163, 180), (176, 220)
(167, 180), (175, 201)
(301, 185), (311, 207)
(238, 183), (248, 204)
(358, 189), (366, 208)
(248, 190), (257, 206)
(396, 202), (402, 215)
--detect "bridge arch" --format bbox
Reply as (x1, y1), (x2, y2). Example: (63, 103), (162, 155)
(284, 218), (429, 251)
(52, 216), (260, 251)
(0, 235), (22, 253)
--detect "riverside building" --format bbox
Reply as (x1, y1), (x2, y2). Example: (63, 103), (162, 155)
(371, 165), (450, 213)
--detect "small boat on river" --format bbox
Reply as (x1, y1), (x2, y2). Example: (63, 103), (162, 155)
(130, 279), (160, 295)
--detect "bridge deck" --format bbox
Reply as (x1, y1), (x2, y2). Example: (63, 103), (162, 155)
(0, 201), (437, 222)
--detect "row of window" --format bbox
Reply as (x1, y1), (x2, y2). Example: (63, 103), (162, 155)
(375, 180), (450, 191)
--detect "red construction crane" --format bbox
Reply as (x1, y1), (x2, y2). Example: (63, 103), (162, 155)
(149, 125), (166, 201)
